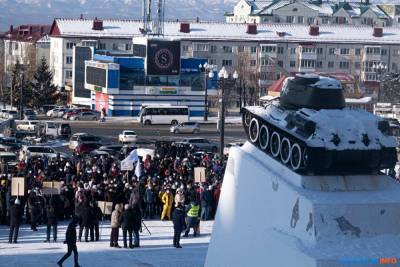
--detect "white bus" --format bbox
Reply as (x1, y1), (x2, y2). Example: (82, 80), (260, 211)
(139, 105), (189, 125)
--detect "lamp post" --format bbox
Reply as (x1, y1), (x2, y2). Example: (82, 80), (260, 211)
(373, 62), (387, 102)
(217, 67), (239, 160)
(19, 72), (24, 120)
(199, 63), (215, 121)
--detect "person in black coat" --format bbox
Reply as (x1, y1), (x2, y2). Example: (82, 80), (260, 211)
(172, 203), (185, 248)
(78, 201), (93, 242)
(58, 217), (80, 267)
(131, 202), (142, 247)
(9, 199), (22, 244)
(44, 197), (58, 242)
(119, 204), (134, 248)
(91, 201), (102, 241)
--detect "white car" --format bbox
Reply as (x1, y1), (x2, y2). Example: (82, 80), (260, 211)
(118, 130), (137, 143)
(69, 133), (101, 150)
(7, 110), (19, 119)
(16, 121), (39, 132)
(21, 145), (68, 160)
(170, 122), (200, 134)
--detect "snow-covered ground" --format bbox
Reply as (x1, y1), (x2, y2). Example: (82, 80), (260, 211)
(0, 220), (213, 267)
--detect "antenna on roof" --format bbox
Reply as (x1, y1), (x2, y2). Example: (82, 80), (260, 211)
(142, 0), (164, 36)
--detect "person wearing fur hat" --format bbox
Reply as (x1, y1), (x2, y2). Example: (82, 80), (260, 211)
(174, 188), (185, 208)
(110, 204), (122, 248)
(9, 198), (22, 244)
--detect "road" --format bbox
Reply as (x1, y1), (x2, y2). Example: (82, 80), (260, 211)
(69, 122), (247, 145)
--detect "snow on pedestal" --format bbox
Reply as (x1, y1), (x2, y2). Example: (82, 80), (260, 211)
(206, 142), (400, 267)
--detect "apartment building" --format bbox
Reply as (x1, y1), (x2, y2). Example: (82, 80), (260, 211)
(226, 0), (398, 27)
(49, 19), (134, 91)
(3, 24), (51, 80)
(49, 19), (400, 103)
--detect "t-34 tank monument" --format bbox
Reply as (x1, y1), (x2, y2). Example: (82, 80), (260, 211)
(206, 74), (400, 267)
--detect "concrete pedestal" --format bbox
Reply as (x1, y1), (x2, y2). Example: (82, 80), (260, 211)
(206, 142), (400, 267)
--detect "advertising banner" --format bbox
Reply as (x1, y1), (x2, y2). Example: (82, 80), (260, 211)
(147, 40), (181, 76)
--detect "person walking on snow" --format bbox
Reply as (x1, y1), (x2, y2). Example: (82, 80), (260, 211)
(57, 216), (81, 267)
(172, 203), (185, 248)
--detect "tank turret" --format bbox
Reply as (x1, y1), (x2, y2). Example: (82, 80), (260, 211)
(242, 74), (397, 175)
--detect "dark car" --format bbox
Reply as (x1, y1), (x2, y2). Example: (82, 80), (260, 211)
(74, 143), (102, 156)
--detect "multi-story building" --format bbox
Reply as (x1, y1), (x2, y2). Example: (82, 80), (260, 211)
(49, 18), (134, 96)
(0, 33), (5, 87)
(225, 0), (399, 27)
(3, 24), (51, 80)
(49, 18), (400, 113)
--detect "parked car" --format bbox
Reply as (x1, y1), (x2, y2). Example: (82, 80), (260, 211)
(0, 138), (21, 152)
(70, 111), (100, 121)
(37, 122), (71, 138)
(98, 145), (123, 156)
(74, 143), (102, 155)
(63, 108), (91, 120)
(170, 121), (200, 134)
(23, 109), (37, 120)
(0, 152), (19, 172)
(16, 120), (39, 132)
(90, 149), (111, 158)
(54, 108), (68, 118)
(118, 130), (137, 143)
(7, 110), (19, 119)
(41, 105), (56, 114)
(21, 145), (68, 160)
(0, 109), (8, 118)
(180, 138), (218, 152)
(69, 133), (101, 150)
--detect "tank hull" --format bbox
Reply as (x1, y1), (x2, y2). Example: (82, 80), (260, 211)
(242, 107), (397, 175)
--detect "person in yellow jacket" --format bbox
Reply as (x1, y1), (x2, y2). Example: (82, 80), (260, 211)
(161, 189), (173, 220)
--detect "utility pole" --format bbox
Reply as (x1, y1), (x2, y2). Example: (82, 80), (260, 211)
(219, 77), (225, 161)
(19, 73), (24, 120)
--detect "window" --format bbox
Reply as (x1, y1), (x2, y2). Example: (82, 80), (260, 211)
(316, 61), (323, 68)
(335, 16), (347, 24)
(366, 47), (381, 55)
(277, 47), (284, 54)
(300, 59), (315, 68)
(209, 59), (216, 65)
(328, 61), (334, 68)
(362, 17), (374, 26)
(339, 61), (349, 69)
(392, 63), (398, 72)
(297, 16), (304, 23)
(14, 43), (18, 50)
(317, 48), (323, 54)
(355, 48), (361, 55)
(98, 43), (106, 50)
(182, 45), (189, 52)
(381, 49), (387, 56)
(340, 48), (350, 55)
(262, 46), (276, 53)
(290, 61), (296, 67)
(222, 46), (232, 53)
(66, 70), (72, 79)
(250, 46), (257, 53)
(66, 56), (73, 64)
(193, 43), (209, 52)
(329, 48), (335, 55)
(66, 42), (75, 49)
(261, 58), (272, 66)
(322, 18), (329, 24)
(277, 61), (283, 67)
(112, 43), (118, 50)
(307, 17), (315, 24)
(222, 59), (232, 66)
(238, 46), (245, 53)
(302, 47), (315, 53)
(355, 62), (361, 69)
(125, 44), (132, 51)
(290, 47), (296, 54)
(210, 45), (217, 53)
(286, 16), (294, 23)
(250, 60), (257, 66)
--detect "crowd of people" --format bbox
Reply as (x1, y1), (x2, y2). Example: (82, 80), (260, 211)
(0, 141), (226, 253)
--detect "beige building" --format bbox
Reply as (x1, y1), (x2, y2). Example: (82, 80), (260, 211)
(226, 0), (398, 27)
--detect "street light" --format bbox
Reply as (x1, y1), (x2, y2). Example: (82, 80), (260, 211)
(373, 62), (387, 102)
(19, 72), (24, 120)
(216, 67), (239, 160)
(199, 63), (215, 121)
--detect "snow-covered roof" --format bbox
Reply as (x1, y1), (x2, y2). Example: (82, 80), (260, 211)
(258, 0), (332, 16)
(332, 2), (389, 19)
(51, 18), (400, 44)
(247, 0), (273, 12)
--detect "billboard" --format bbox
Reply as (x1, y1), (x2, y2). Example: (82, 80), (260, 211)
(73, 46), (93, 98)
(147, 40), (181, 76)
(86, 66), (107, 88)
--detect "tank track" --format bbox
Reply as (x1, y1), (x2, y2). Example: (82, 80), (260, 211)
(242, 108), (397, 175)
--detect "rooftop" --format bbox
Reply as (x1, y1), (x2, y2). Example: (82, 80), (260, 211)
(6, 24), (51, 43)
(51, 18), (400, 45)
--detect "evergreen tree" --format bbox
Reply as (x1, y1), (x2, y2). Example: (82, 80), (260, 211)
(30, 57), (58, 110)
(10, 60), (29, 108)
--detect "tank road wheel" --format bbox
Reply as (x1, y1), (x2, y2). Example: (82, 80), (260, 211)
(259, 125), (270, 150)
(244, 111), (252, 127)
(291, 143), (302, 171)
(270, 132), (281, 158)
(249, 118), (260, 143)
(280, 137), (291, 164)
